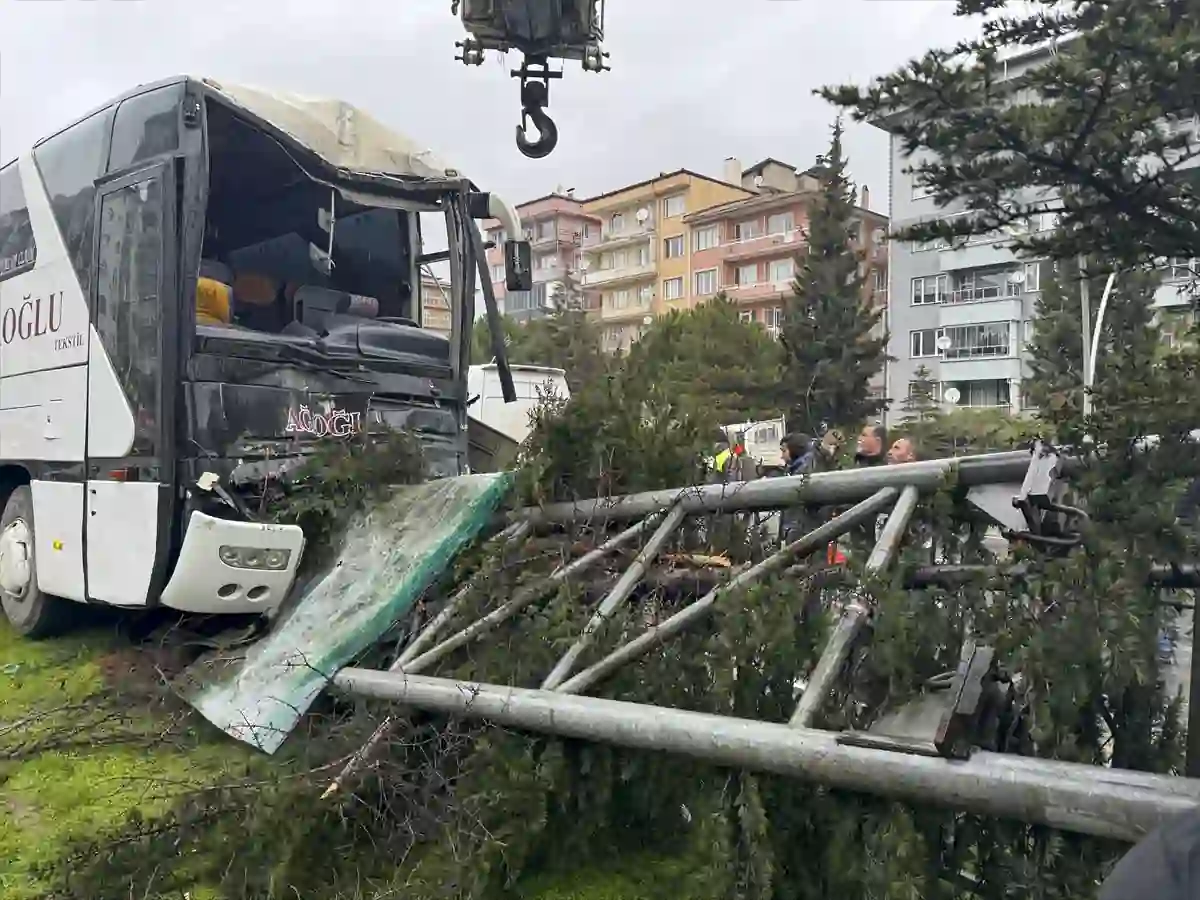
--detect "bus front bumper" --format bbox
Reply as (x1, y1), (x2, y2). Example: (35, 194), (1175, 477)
(159, 512), (305, 615)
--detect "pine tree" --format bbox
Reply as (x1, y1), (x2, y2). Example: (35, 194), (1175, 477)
(780, 118), (889, 435)
(899, 364), (940, 424)
(624, 294), (782, 424)
(550, 260), (587, 313)
(820, 0), (1200, 271)
(1024, 256), (1165, 443)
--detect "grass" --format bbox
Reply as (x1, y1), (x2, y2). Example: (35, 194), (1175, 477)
(0, 622), (258, 899)
(0, 622), (697, 899)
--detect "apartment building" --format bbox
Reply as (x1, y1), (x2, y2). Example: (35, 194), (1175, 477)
(419, 270), (452, 339)
(685, 158), (888, 340)
(876, 40), (1199, 423)
(580, 169), (752, 352)
(484, 192), (601, 322)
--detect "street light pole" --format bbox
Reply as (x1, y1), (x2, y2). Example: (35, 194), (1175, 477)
(1079, 255), (1092, 417)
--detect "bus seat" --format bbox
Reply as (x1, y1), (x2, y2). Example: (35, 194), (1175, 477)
(232, 272), (279, 307)
(196, 277), (233, 326)
(200, 259), (233, 284)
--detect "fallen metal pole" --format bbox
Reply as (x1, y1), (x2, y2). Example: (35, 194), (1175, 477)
(791, 484), (920, 728)
(542, 504), (686, 690)
(401, 515), (662, 675)
(332, 669), (1200, 843)
(397, 520), (533, 668)
(557, 489), (900, 696)
(518, 451), (1042, 525)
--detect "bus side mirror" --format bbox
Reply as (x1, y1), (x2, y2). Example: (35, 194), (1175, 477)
(505, 240), (533, 291)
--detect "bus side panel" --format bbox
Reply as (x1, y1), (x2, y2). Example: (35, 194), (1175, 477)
(30, 481), (87, 602)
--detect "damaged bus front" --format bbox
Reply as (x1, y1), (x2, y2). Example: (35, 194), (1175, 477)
(0, 76), (528, 636)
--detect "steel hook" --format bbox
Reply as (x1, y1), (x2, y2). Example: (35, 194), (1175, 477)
(516, 105), (558, 159)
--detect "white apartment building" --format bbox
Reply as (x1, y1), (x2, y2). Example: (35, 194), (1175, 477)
(874, 41), (1198, 424)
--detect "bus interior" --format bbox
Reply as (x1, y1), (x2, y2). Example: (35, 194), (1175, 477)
(196, 99), (429, 354)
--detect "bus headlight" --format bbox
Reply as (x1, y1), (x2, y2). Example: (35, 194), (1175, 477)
(219, 546), (292, 570)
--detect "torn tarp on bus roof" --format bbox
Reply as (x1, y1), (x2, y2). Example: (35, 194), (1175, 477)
(176, 473), (511, 754)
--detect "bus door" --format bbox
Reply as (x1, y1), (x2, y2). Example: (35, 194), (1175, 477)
(85, 161), (179, 606)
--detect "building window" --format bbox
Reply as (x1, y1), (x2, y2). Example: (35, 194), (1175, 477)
(767, 212), (794, 235)
(535, 219), (554, 240)
(609, 212), (625, 233)
(494, 229), (507, 244)
(491, 265), (504, 281)
(739, 310), (755, 323)
(911, 179), (933, 201)
(694, 268), (718, 296)
(581, 223), (594, 241)
(664, 277), (684, 301)
(1167, 257), (1198, 281)
(534, 253), (556, 270)
(738, 264), (759, 286)
(910, 329), (938, 358)
(944, 378), (1010, 408)
(693, 226), (719, 251)
(948, 266), (1027, 304)
(664, 235), (685, 258)
(639, 284), (654, 305)
(768, 258), (794, 283)
(663, 194), (686, 218)
(767, 307), (783, 329)
(735, 219), (763, 241)
(911, 274), (947, 305)
(1024, 261), (1041, 292)
(941, 322), (1011, 360)
(1023, 319), (1035, 345)
(908, 379), (940, 400)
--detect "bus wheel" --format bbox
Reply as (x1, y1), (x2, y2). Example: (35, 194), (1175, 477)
(0, 485), (73, 638)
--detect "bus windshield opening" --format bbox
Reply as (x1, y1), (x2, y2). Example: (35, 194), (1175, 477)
(197, 100), (415, 340)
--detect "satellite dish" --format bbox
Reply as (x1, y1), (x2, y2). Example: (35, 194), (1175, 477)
(754, 174), (765, 187)
(944, 387), (962, 405)
(642, 315), (653, 326)
(636, 207), (650, 223)
(936, 334), (952, 352)
(1007, 269), (1026, 284)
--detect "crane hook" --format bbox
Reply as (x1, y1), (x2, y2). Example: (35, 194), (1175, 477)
(516, 105), (558, 159)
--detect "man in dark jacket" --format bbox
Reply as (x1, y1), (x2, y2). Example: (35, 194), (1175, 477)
(1098, 809), (1200, 898)
(778, 433), (817, 544)
(855, 424), (887, 466)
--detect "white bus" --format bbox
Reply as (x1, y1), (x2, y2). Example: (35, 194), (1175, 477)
(0, 76), (528, 637)
(468, 363), (569, 445)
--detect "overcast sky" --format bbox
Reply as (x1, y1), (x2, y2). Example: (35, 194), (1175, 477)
(0, 1), (984, 215)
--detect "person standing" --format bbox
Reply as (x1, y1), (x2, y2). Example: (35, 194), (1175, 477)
(887, 437), (918, 465)
(855, 424), (888, 466)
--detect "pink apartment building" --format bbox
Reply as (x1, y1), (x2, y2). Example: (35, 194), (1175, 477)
(484, 191), (601, 320)
(683, 158), (889, 338)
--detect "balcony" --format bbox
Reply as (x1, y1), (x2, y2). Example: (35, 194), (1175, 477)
(715, 229), (804, 263)
(590, 222), (656, 250)
(600, 301), (654, 322)
(725, 280), (792, 303)
(583, 261), (657, 288)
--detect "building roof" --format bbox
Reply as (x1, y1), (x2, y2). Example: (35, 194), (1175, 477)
(580, 168), (752, 206)
(869, 33), (1082, 131)
(742, 157), (798, 176)
(514, 193), (602, 221)
(682, 188), (887, 225)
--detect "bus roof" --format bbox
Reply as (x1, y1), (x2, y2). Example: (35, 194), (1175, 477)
(200, 77), (460, 183)
(24, 75), (462, 186)
(472, 363), (567, 377)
